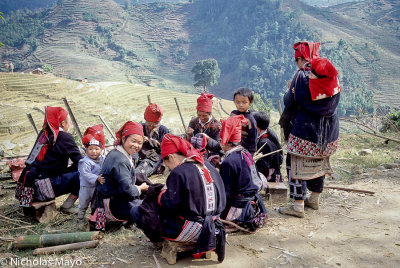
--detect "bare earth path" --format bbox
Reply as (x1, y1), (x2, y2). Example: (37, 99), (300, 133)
(0, 168), (399, 268)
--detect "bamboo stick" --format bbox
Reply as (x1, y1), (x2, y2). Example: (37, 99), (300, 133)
(26, 113), (38, 135)
(147, 95), (152, 104)
(174, 97), (187, 132)
(98, 115), (116, 141)
(62, 97), (82, 141)
(33, 240), (99, 255)
(254, 149), (283, 162)
(16, 231), (103, 249)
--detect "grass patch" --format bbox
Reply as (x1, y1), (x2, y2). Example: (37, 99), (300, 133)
(331, 133), (400, 172)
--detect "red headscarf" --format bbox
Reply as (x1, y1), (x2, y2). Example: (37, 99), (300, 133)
(144, 103), (163, 122)
(309, 57), (341, 101)
(161, 134), (204, 165)
(82, 124), (105, 149)
(37, 106), (68, 161)
(219, 115), (247, 146)
(196, 92), (214, 113)
(293, 41), (320, 63)
(114, 121), (144, 146)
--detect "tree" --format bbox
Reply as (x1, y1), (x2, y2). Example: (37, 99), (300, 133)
(191, 58), (221, 91)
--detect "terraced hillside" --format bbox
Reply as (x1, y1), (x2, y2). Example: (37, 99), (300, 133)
(0, 72), (235, 156)
(292, 0), (400, 109)
(1, 0), (399, 110)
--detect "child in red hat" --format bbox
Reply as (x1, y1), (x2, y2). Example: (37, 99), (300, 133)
(77, 124), (106, 227)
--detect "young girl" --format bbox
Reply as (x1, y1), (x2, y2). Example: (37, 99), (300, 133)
(77, 124), (106, 227)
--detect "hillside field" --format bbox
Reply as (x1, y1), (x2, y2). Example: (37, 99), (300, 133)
(0, 72), (237, 156)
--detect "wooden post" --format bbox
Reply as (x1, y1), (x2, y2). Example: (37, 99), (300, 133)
(26, 113), (38, 135)
(99, 115), (116, 141)
(62, 97), (82, 141)
(33, 240), (99, 255)
(147, 95), (151, 104)
(277, 99), (285, 143)
(174, 97), (187, 132)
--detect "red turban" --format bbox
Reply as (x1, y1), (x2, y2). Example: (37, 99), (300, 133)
(37, 106), (69, 161)
(82, 124), (105, 149)
(293, 41), (320, 62)
(161, 134), (204, 165)
(219, 115), (247, 146)
(196, 92), (214, 113)
(309, 58), (341, 101)
(114, 121), (144, 146)
(144, 103), (163, 122)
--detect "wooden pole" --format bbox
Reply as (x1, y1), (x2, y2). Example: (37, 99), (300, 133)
(99, 115), (116, 141)
(277, 99), (285, 143)
(62, 97), (82, 141)
(33, 240), (99, 255)
(174, 97), (187, 132)
(147, 95), (151, 104)
(26, 113), (38, 135)
(324, 186), (375, 195)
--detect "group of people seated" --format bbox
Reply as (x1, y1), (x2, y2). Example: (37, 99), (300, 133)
(15, 41), (340, 262)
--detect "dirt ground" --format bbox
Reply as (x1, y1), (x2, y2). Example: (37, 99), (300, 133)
(1, 164), (399, 268)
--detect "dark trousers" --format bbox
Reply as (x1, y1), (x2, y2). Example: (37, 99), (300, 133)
(50, 171), (80, 197)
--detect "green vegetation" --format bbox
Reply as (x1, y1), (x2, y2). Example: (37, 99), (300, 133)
(0, 0), (55, 14)
(42, 64), (53, 72)
(321, 40), (375, 116)
(191, 0), (374, 116)
(381, 109), (400, 133)
(82, 12), (98, 22)
(191, 58), (221, 91)
(0, 8), (48, 49)
(250, 93), (272, 116)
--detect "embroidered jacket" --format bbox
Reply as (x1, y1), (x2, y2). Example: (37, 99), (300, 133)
(284, 68), (340, 158)
(158, 161), (226, 259)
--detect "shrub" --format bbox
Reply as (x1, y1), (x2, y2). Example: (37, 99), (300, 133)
(381, 109), (400, 132)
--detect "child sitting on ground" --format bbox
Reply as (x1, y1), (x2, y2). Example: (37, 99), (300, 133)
(230, 87), (258, 155)
(77, 125), (106, 227)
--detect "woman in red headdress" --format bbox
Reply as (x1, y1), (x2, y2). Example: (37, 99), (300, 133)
(186, 92), (222, 162)
(219, 115), (267, 231)
(16, 106), (83, 213)
(130, 134), (227, 262)
(278, 43), (340, 218)
(89, 121), (149, 230)
(135, 103), (169, 184)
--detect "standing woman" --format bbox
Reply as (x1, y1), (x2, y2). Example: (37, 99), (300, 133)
(279, 42), (341, 218)
(90, 121), (149, 230)
(16, 106), (82, 213)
